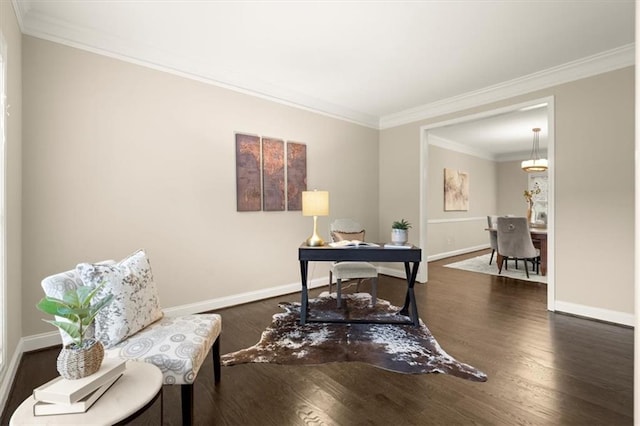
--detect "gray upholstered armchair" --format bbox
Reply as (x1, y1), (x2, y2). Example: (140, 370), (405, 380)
(496, 217), (540, 278)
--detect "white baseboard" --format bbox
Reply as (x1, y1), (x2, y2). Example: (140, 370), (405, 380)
(163, 275), (329, 316)
(0, 339), (24, 415)
(0, 275), (331, 413)
(377, 245), (490, 283)
(6, 274), (632, 415)
(377, 266), (408, 281)
(554, 300), (635, 327)
(18, 275), (331, 352)
(427, 244), (490, 262)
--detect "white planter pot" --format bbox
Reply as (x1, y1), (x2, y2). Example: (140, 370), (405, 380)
(391, 229), (408, 245)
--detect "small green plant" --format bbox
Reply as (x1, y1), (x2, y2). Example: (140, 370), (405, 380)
(37, 283), (114, 348)
(392, 219), (412, 230)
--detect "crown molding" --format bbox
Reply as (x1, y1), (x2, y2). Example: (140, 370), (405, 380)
(10, 0), (28, 31)
(380, 44), (635, 129)
(496, 150), (548, 163)
(428, 134), (496, 161)
(14, 2), (380, 129)
(12, 1), (634, 131)
(428, 134), (549, 163)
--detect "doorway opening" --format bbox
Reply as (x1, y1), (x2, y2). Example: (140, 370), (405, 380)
(418, 96), (555, 311)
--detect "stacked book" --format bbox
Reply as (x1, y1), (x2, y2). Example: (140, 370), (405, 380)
(32, 358), (127, 416)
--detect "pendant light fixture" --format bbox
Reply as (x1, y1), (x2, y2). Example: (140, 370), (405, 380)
(521, 127), (548, 172)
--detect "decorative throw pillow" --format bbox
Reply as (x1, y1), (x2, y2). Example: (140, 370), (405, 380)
(76, 249), (163, 348)
(331, 230), (365, 242)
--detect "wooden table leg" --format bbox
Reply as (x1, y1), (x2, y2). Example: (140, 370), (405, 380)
(497, 253), (504, 273)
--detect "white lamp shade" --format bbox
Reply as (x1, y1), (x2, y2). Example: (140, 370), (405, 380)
(521, 127), (548, 172)
(521, 158), (548, 172)
(302, 191), (329, 216)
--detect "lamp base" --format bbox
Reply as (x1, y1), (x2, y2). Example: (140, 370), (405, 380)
(306, 234), (325, 247)
(306, 215), (325, 246)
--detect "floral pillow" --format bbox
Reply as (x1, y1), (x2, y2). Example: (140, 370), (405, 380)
(76, 249), (163, 348)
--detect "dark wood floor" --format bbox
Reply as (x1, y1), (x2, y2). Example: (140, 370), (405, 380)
(2, 250), (634, 425)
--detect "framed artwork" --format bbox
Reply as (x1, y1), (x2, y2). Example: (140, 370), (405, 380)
(444, 168), (469, 211)
(286, 142), (307, 211)
(235, 133), (261, 211)
(235, 132), (307, 212)
(261, 138), (285, 211)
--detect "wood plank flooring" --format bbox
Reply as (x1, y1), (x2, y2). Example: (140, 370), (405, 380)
(2, 250), (634, 425)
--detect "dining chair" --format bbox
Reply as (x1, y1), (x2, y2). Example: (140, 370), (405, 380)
(486, 215), (498, 265)
(329, 219), (378, 308)
(496, 217), (540, 278)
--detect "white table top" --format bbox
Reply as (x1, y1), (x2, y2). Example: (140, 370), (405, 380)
(10, 360), (162, 425)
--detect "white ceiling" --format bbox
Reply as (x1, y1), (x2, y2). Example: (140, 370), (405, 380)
(428, 103), (550, 160)
(12, 0), (635, 152)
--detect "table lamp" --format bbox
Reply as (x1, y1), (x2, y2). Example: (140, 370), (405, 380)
(302, 190), (329, 246)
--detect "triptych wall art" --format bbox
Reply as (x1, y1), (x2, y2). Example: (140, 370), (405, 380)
(235, 133), (307, 212)
(444, 168), (469, 211)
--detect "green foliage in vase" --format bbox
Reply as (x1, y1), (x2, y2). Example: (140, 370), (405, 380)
(392, 219), (412, 230)
(524, 183), (541, 207)
(37, 283), (113, 348)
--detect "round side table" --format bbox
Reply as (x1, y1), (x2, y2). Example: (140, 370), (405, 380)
(10, 360), (162, 425)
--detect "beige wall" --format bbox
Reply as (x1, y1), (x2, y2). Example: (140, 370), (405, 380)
(1, 1), (23, 372)
(9, 30), (637, 339)
(427, 145), (497, 256)
(21, 36), (379, 337)
(497, 160), (529, 216)
(380, 67), (635, 318)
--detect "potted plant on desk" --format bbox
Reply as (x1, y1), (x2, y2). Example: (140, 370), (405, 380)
(391, 219), (412, 245)
(37, 283), (113, 379)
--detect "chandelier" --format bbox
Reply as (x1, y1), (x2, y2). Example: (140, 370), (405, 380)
(521, 128), (548, 172)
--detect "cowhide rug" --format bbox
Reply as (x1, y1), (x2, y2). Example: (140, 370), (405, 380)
(221, 292), (487, 382)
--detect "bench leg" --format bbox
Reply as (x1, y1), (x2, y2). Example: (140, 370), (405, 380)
(212, 336), (221, 384)
(181, 384), (193, 425)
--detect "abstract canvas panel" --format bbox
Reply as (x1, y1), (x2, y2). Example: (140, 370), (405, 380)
(444, 168), (469, 211)
(235, 132), (307, 212)
(235, 133), (261, 211)
(286, 142), (307, 211)
(262, 138), (285, 211)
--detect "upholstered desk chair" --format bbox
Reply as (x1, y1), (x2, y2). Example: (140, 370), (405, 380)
(329, 219), (378, 308)
(496, 217), (540, 278)
(41, 250), (222, 426)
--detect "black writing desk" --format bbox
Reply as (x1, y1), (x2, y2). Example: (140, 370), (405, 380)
(298, 244), (422, 326)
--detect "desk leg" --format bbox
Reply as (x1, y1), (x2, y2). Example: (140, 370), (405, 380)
(399, 262), (420, 326)
(300, 260), (309, 325)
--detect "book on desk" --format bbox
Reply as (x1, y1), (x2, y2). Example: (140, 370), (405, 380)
(32, 358), (126, 415)
(329, 240), (380, 248)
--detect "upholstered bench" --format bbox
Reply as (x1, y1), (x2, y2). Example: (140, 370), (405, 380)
(41, 250), (221, 425)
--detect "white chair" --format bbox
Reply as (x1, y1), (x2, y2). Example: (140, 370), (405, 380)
(329, 219), (378, 307)
(41, 249), (222, 425)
